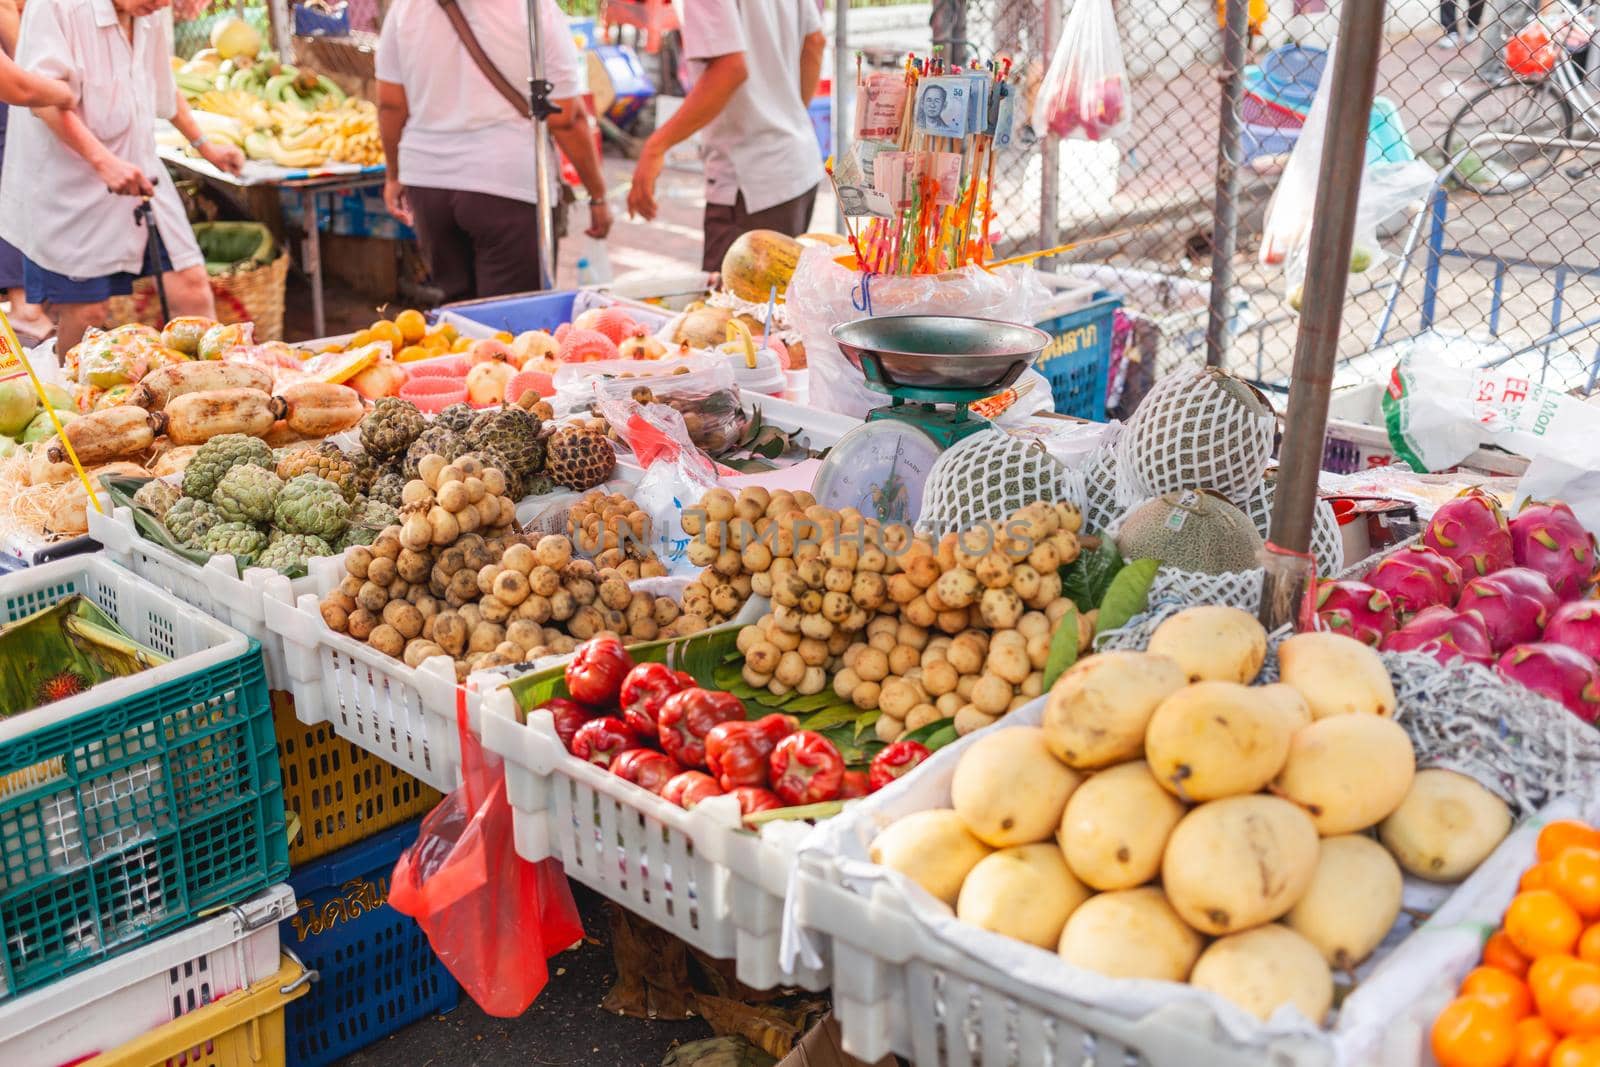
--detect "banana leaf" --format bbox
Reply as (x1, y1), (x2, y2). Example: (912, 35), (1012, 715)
(0, 594), (168, 719)
(102, 474), (291, 578)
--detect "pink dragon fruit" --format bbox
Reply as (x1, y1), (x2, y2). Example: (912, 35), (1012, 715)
(1495, 642), (1600, 722)
(1314, 580), (1397, 647)
(1364, 546), (1463, 618)
(1458, 572), (1553, 651)
(1477, 566), (1560, 615)
(1380, 605), (1494, 666)
(1545, 600), (1600, 661)
(1509, 499), (1598, 601)
(1423, 488), (1514, 578)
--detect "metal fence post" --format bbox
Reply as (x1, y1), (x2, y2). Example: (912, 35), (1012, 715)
(1040, 0), (1061, 263)
(833, 0), (850, 234)
(1206, 0), (1248, 368)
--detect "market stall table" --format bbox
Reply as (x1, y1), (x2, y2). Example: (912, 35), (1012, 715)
(157, 148), (386, 338)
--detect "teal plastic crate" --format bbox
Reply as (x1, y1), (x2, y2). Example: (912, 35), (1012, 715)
(0, 556), (287, 1000)
(1034, 291), (1121, 420)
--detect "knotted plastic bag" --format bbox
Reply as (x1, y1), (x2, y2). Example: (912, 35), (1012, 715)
(595, 396), (721, 574)
(389, 703), (583, 1017)
(1031, 0), (1132, 142)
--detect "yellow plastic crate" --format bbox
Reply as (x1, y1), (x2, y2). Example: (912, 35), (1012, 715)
(84, 954), (311, 1067)
(273, 692), (443, 866)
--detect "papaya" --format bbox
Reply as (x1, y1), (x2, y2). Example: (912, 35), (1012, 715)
(720, 229), (803, 303)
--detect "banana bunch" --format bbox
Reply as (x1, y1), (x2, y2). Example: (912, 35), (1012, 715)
(240, 101), (382, 167)
(192, 89), (275, 130)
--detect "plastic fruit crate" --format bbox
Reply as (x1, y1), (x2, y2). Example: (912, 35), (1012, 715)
(273, 692), (442, 868)
(480, 636), (830, 992)
(84, 952), (313, 1067)
(0, 555), (288, 1001)
(0, 884), (294, 1067)
(280, 819), (459, 1067)
(261, 559), (475, 795)
(90, 504), (319, 692)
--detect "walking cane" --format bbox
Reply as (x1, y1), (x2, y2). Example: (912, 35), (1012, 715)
(132, 193), (170, 324)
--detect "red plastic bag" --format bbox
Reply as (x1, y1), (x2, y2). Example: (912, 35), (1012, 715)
(390, 701), (583, 1017)
(1032, 0), (1132, 142)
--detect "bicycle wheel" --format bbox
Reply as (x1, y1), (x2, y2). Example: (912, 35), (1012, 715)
(1445, 78), (1575, 194)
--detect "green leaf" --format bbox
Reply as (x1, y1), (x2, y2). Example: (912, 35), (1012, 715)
(854, 710), (882, 740)
(799, 704), (864, 731)
(1095, 558), (1161, 635)
(923, 724), (959, 751)
(784, 692), (849, 714)
(1040, 602), (1080, 691)
(1061, 539), (1125, 613)
(900, 717), (953, 746)
(713, 663), (744, 690)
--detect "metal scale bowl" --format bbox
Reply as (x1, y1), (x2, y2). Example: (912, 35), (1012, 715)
(812, 315), (1050, 526)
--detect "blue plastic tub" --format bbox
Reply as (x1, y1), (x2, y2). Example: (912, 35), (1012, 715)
(281, 820), (458, 1067)
(1033, 291), (1121, 421)
(808, 95), (831, 160)
(438, 289), (580, 335)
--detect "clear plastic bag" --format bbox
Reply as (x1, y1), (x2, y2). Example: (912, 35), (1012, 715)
(1283, 159), (1436, 299)
(594, 396), (722, 573)
(1259, 40), (1334, 269)
(389, 706), (584, 1017)
(785, 245), (1055, 421)
(588, 359), (746, 454)
(1031, 0), (1132, 142)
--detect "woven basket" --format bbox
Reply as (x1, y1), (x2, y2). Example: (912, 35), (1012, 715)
(108, 252), (289, 340)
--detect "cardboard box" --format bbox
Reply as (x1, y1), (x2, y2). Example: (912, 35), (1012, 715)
(777, 1017), (898, 1067)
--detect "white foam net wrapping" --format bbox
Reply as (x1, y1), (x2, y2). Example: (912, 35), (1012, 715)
(1115, 367), (1276, 504)
(1080, 434), (1125, 536)
(917, 428), (1084, 534)
(1239, 481), (1346, 577)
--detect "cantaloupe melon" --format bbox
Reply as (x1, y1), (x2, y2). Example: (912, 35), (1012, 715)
(720, 230), (803, 304)
(1116, 490), (1264, 575)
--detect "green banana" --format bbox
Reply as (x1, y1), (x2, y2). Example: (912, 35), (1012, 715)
(264, 73), (296, 101)
(228, 68), (254, 91)
(315, 76), (345, 105)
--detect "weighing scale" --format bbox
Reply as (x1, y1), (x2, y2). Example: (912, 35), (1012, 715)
(812, 315), (1050, 526)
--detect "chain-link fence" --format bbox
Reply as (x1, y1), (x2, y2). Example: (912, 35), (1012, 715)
(922, 0), (1600, 401)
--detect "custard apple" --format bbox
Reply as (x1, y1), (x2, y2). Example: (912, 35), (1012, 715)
(212, 464), (283, 523)
(338, 498), (399, 550)
(257, 533), (332, 574)
(403, 424), (468, 480)
(201, 522), (268, 560)
(435, 402), (478, 434)
(459, 447), (523, 499)
(359, 397), (425, 458)
(275, 473), (351, 539)
(132, 479), (181, 520)
(165, 497), (222, 546)
(545, 427), (616, 490)
(368, 470), (407, 509)
(465, 407), (544, 478)
(182, 434), (274, 501)
(276, 445), (361, 501)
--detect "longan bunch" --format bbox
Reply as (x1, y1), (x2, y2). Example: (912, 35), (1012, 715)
(397, 454), (517, 549)
(676, 486), (827, 633)
(566, 490), (662, 573)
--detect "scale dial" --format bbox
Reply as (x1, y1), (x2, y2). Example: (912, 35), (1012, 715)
(812, 419), (943, 526)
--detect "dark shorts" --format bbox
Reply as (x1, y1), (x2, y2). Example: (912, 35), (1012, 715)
(702, 185), (819, 273)
(23, 241), (174, 306)
(406, 185), (547, 303)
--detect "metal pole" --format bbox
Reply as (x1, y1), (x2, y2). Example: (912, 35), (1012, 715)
(1039, 0), (1061, 259)
(832, 0), (849, 234)
(1259, 0), (1386, 629)
(526, 0), (557, 289)
(1206, 0), (1247, 368)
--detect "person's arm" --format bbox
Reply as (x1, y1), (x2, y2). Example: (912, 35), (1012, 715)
(170, 94), (244, 175)
(376, 79), (411, 225)
(627, 51), (747, 220)
(0, 0), (20, 55)
(799, 30), (824, 103)
(547, 96), (611, 238)
(33, 105), (152, 195)
(0, 49), (73, 108)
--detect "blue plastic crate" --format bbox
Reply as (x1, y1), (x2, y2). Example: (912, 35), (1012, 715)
(809, 95), (831, 159)
(1033, 291), (1120, 420)
(281, 820), (458, 1067)
(438, 289), (580, 335)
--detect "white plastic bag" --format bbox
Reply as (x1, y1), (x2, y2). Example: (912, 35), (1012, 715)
(785, 245), (1054, 421)
(593, 396), (721, 574)
(1259, 41), (1334, 268)
(1031, 0), (1131, 142)
(1283, 159), (1436, 297)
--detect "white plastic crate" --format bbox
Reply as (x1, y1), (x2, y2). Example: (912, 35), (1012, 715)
(262, 556), (470, 794)
(480, 689), (829, 991)
(792, 697), (1596, 1067)
(90, 504), (318, 691)
(0, 884), (294, 1066)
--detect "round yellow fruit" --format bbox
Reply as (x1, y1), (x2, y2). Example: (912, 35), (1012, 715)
(1143, 681), (1293, 802)
(1146, 605), (1267, 684)
(1189, 924), (1333, 1023)
(956, 843), (1092, 949)
(369, 320), (403, 348)
(952, 727), (1082, 847)
(1285, 834), (1402, 968)
(869, 809), (992, 907)
(1161, 794), (1320, 936)
(1058, 760), (1185, 890)
(1272, 713), (1415, 835)
(1255, 683), (1313, 731)
(1277, 631), (1396, 718)
(1378, 768), (1512, 882)
(394, 308), (427, 344)
(1041, 651), (1187, 769)
(1058, 887), (1204, 981)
